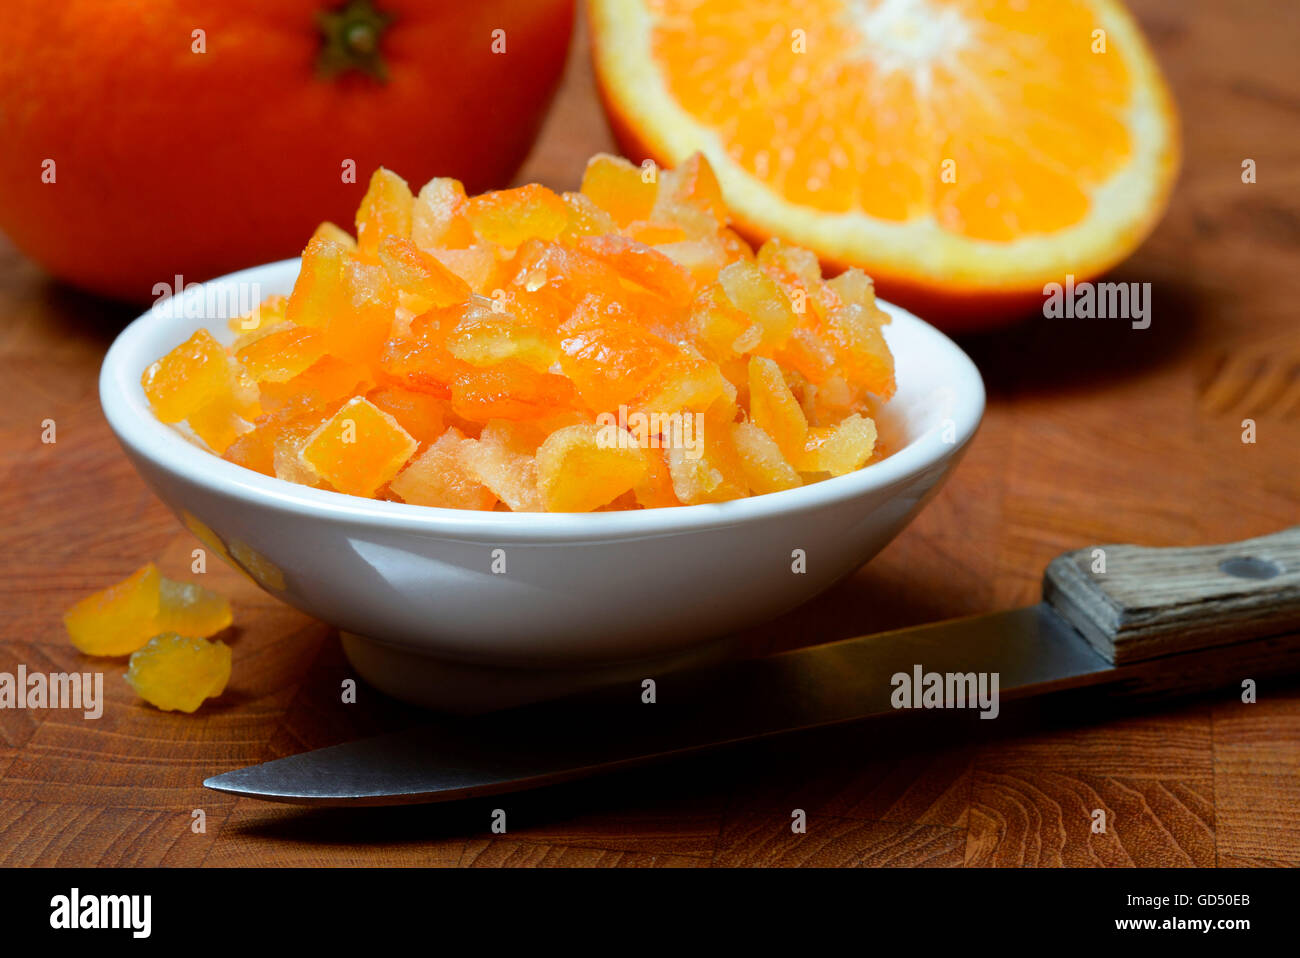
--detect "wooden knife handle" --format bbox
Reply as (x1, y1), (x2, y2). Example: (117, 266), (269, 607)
(1042, 526), (1300, 664)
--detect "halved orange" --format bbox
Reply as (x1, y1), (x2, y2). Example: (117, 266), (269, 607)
(588, 0), (1180, 327)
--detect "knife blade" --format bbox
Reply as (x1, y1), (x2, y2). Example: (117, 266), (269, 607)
(205, 526), (1300, 805)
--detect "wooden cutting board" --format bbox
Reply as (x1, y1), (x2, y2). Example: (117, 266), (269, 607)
(1, 0), (1298, 867)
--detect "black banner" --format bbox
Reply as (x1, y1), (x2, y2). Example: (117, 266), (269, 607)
(3, 867), (1284, 945)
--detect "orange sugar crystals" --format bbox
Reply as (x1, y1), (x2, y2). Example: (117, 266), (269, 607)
(141, 152), (895, 512)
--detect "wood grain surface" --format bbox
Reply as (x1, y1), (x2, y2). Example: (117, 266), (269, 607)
(1, 0), (1298, 867)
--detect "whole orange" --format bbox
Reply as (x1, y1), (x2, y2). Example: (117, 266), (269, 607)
(0, 0), (574, 301)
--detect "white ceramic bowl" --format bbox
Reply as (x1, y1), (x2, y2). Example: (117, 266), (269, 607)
(101, 259), (983, 707)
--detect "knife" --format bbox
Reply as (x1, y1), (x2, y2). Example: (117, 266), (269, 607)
(206, 527), (1300, 806)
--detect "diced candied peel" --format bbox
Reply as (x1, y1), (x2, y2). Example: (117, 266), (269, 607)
(224, 394), (337, 477)
(356, 168), (414, 256)
(156, 579), (233, 638)
(461, 420), (545, 512)
(257, 355), (372, 412)
(429, 245), (499, 294)
(657, 237), (731, 288)
(124, 633), (231, 713)
(757, 238), (822, 298)
(795, 413), (878, 476)
(286, 233), (349, 329)
(689, 285), (755, 361)
(446, 298), (559, 372)
(827, 268), (883, 314)
(390, 427), (498, 510)
(633, 446), (682, 509)
(560, 191), (617, 241)
(323, 259), (396, 367)
(412, 177), (475, 250)
(186, 399), (249, 454)
(732, 421), (802, 495)
(639, 355), (731, 416)
(576, 234), (695, 303)
(652, 152), (728, 235)
(365, 386), (447, 445)
(666, 405), (748, 505)
(719, 260), (797, 349)
(63, 564), (232, 657)
(141, 329), (236, 424)
(748, 356), (808, 462)
(580, 153), (657, 225)
(537, 423), (648, 512)
(378, 236), (472, 307)
(468, 184), (567, 247)
(236, 326), (327, 383)
(229, 294), (288, 339)
(451, 362), (579, 422)
(825, 303), (896, 400)
(559, 304), (684, 413)
(63, 563), (163, 656)
(141, 153), (897, 512)
(777, 327), (838, 385)
(300, 396), (418, 498)
(312, 220), (358, 252)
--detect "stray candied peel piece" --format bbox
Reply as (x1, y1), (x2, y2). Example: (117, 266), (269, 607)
(141, 151), (894, 511)
(125, 633), (232, 713)
(156, 578), (233, 639)
(63, 564), (232, 656)
(63, 563), (163, 656)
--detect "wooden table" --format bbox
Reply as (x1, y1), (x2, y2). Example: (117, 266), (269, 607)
(1, 0), (1297, 867)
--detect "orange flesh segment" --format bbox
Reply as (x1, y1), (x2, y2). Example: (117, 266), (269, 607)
(644, 0), (1131, 238)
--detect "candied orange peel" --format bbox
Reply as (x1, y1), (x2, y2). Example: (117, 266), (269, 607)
(64, 564), (234, 713)
(125, 632), (232, 714)
(63, 562), (232, 657)
(143, 153), (895, 512)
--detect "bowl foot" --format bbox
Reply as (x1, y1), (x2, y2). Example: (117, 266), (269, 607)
(339, 631), (745, 714)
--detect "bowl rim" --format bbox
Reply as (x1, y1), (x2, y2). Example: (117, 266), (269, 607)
(100, 258), (985, 542)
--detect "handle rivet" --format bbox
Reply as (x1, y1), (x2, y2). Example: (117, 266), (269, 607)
(1218, 556), (1282, 580)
